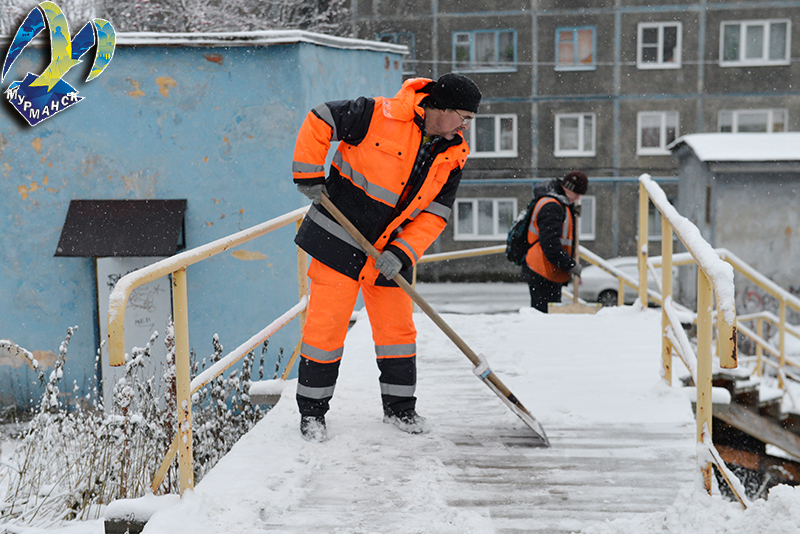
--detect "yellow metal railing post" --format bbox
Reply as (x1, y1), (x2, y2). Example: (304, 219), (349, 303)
(779, 299), (787, 388)
(755, 317), (764, 376)
(697, 269), (714, 492)
(281, 221), (310, 381)
(637, 182), (649, 307)
(172, 267), (194, 494)
(661, 215), (673, 385)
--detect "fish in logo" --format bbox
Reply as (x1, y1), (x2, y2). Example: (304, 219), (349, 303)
(2, 1), (115, 126)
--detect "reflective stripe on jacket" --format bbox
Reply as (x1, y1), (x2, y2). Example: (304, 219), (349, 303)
(525, 196), (574, 283)
(292, 78), (468, 285)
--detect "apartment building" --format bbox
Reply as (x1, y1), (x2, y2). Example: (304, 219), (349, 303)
(349, 1), (800, 282)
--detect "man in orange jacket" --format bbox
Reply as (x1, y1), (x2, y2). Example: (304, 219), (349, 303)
(522, 171), (588, 313)
(292, 74), (481, 441)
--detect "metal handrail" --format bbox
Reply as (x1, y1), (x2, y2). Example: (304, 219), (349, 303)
(638, 173), (738, 497)
(107, 205), (310, 495)
(651, 248), (800, 389)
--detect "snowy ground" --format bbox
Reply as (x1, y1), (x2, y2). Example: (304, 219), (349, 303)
(3, 283), (800, 533)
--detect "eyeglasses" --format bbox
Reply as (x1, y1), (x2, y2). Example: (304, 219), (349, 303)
(451, 109), (474, 126)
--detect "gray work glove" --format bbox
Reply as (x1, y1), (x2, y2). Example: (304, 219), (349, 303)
(569, 262), (583, 277)
(375, 250), (403, 279)
(297, 183), (327, 203)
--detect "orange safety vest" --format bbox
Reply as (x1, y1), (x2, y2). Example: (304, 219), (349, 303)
(292, 78), (469, 284)
(525, 197), (574, 283)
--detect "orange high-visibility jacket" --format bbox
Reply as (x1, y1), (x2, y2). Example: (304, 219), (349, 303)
(525, 197), (575, 283)
(292, 78), (469, 285)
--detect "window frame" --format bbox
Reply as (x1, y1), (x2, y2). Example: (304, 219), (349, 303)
(637, 21), (682, 69)
(717, 108), (788, 133)
(555, 26), (596, 71)
(465, 114), (518, 158)
(636, 111), (679, 156)
(452, 29), (517, 73)
(554, 112), (596, 157)
(577, 195), (596, 241)
(719, 19), (791, 67)
(453, 197), (518, 241)
(377, 31), (416, 75)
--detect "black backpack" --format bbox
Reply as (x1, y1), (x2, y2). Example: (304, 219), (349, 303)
(505, 196), (539, 265)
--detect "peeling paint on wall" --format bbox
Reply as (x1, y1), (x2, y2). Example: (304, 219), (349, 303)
(121, 170), (158, 197)
(18, 181), (39, 200)
(0, 341), (56, 369)
(126, 79), (145, 97)
(31, 137), (42, 154)
(231, 250), (268, 261)
(156, 76), (177, 97)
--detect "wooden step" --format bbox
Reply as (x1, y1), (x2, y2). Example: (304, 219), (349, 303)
(713, 402), (800, 460)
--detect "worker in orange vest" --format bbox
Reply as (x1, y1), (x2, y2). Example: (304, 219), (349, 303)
(292, 74), (481, 441)
(522, 171), (588, 312)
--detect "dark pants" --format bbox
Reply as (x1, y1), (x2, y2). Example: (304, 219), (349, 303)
(521, 264), (562, 313)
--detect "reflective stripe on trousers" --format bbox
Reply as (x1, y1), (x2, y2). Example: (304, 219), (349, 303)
(297, 259), (417, 416)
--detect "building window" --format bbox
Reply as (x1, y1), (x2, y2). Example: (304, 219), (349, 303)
(720, 20), (790, 66)
(454, 30), (516, 72)
(648, 198), (676, 240)
(637, 22), (681, 69)
(465, 114), (517, 158)
(555, 113), (596, 157)
(577, 196), (596, 241)
(556, 26), (595, 70)
(454, 198), (517, 241)
(637, 111), (679, 155)
(378, 32), (416, 75)
(718, 109), (788, 133)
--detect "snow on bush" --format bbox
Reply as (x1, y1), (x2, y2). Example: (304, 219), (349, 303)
(0, 322), (274, 528)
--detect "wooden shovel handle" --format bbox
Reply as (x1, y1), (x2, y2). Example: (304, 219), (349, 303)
(318, 193), (485, 371)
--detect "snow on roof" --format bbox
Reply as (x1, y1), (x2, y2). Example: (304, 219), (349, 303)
(669, 132), (800, 162)
(119, 30), (408, 54)
(0, 30), (409, 55)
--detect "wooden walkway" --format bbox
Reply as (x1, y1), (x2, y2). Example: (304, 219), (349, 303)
(141, 298), (697, 534)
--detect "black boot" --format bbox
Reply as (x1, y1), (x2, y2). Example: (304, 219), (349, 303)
(383, 408), (429, 434)
(300, 415), (328, 442)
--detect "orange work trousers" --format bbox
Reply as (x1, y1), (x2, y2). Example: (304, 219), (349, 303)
(296, 259), (418, 417)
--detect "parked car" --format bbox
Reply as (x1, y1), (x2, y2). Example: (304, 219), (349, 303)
(567, 256), (667, 307)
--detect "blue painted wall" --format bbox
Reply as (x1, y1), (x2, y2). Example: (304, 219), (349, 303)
(0, 35), (404, 409)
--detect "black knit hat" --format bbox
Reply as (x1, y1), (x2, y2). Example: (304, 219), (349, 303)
(425, 73), (482, 113)
(560, 171), (588, 195)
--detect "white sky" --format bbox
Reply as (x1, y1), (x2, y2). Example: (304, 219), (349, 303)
(8, 283), (799, 534)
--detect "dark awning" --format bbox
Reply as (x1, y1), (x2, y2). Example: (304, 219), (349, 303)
(55, 199), (187, 257)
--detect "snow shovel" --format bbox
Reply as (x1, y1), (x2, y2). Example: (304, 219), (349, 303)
(319, 193), (550, 447)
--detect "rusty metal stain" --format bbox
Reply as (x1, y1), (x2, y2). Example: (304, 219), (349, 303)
(156, 76), (177, 97)
(31, 137), (42, 154)
(126, 78), (145, 97)
(729, 326), (738, 366)
(204, 54), (223, 65)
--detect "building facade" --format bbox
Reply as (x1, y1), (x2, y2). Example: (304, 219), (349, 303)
(349, 1), (800, 281)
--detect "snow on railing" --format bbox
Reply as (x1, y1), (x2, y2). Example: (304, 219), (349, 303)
(640, 174), (735, 324)
(638, 173), (738, 496)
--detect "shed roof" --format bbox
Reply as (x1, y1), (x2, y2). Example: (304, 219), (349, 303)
(669, 133), (800, 162)
(1, 30), (408, 55)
